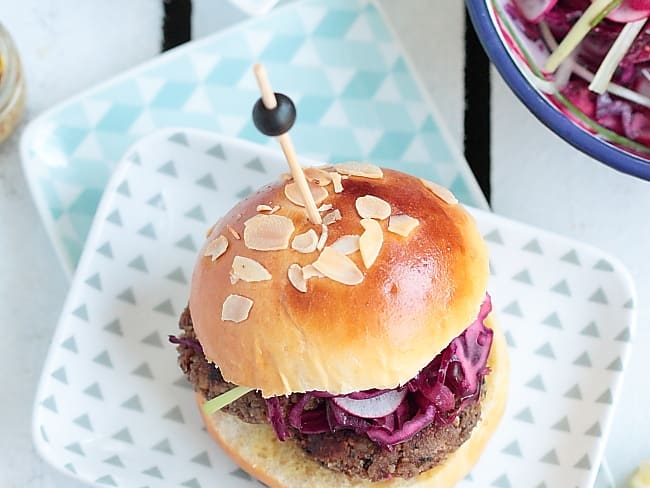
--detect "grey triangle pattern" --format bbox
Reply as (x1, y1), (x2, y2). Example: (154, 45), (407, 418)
(129, 152), (141, 165)
(93, 350), (113, 368)
(132, 362), (154, 379)
(522, 238), (543, 254)
(551, 416), (570, 432)
(116, 180), (131, 197)
(106, 209), (122, 226)
(65, 442), (85, 456)
(534, 342), (555, 359)
(236, 185), (253, 199)
(525, 374), (545, 391)
(504, 330), (516, 348)
(560, 249), (580, 265)
(191, 451), (212, 467)
(483, 229), (503, 244)
(502, 440), (522, 457)
(539, 449), (559, 465)
(490, 474), (512, 488)
(146, 193), (166, 210)
(245, 157), (266, 173)
(103, 319), (123, 336)
(83, 382), (103, 400)
(624, 298), (635, 309)
(158, 160), (178, 177)
(128, 255), (148, 272)
(589, 287), (608, 304)
(535, 483), (548, 488)
(607, 357), (623, 371)
(489, 260), (496, 276)
(117, 287), (136, 304)
(40, 425), (49, 443)
(512, 269), (533, 285)
(596, 388), (613, 404)
(141, 331), (164, 348)
(173, 376), (193, 390)
(573, 351), (592, 367)
(184, 205), (206, 222)
(103, 455), (124, 467)
(580, 321), (600, 337)
(153, 299), (176, 316)
(73, 413), (93, 431)
(514, 406), (534, 423)
(574, 454), (592, 470)
(42, 395), (57, 412)
(112, 427), (134, 444)
(585, 421), (602, 437)
(142, 466), (163, 478)
(61, 336), (78, 353)
(182, 479), (202, 488)
(152, 438), (174, 455)
(195, 173), (217, 190)
(97, 241), (114, 258)
(502, 300), (523, 317)
(96, 475), (117, 486)
(51, 366), (67, 384)
(615, 327), (631, 342)
(166, 267), (188, 284)
(72, 304), (89, 321)
(550, 279), (571, 296)
(593, 258), (614, 271)
(64, 463), (76, 473)
(121, 394), (144, 412)
(137, 222), (157, 239)
(230, 469), (252, 481)
(206, 144), (225, 159)
(169, 131), (189, 145)
(541, 312), (562, 329)
(175, 234), (197, 252)
(564, 384), (583, 400)
(85, 273), (102, 290)
(163, 405), (185, 423)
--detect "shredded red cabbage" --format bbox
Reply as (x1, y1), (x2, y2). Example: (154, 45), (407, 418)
(169, 334), (203, 354)
(265, 294), (494, 449)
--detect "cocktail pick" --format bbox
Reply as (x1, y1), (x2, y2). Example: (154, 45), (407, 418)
(251, 63), (322, 225)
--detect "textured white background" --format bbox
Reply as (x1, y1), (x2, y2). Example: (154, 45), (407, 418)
(0, 0), (648, 486)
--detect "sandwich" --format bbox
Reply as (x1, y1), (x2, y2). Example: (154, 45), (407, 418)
(171, 163), (508, 487)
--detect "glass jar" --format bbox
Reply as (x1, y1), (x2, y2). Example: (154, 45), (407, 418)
(0, 23), (25, 143)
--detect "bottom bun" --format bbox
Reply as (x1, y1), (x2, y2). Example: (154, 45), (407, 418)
(196, 316), (509, 488)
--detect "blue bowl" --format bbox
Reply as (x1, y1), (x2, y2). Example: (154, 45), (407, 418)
(466, 0), (650, 180)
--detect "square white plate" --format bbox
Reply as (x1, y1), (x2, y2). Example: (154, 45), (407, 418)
(33, 128), (636, 487)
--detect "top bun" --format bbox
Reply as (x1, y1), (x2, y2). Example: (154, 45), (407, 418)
(189, 166), (488, 397)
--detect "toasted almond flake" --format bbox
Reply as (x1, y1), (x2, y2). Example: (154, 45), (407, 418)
(284, 182), (329, 208)
(302, 264), (325, 279)
(335, 162), (383, 179)
(304, 167), (332, 186)
(231, 256), (272, 282)
(291, 229), (318, 253)
(420, 178), (458, 205)
(280, 172), (292, 181)
(388, 214), (420, 237)
(313, 247), (364, 285)
(205, 222), (217, 238)
(355, 195), (391, 220)
(318, 203), (333, 212)
(204, 235), (228, 261)
(359, 219), (383, 268)
(330, 234), (360, 255)
(256, 204), (280, 214)
(227, 224), (241, 240)
(316, 224), (328, 251)
(222, 294), (253, 323)
(230, 273), (238, 285)
(287, 264), (307, 293)
(323, 209), (342, 225)
(329, 172), (343, 193)
(243, 214), (295, 251)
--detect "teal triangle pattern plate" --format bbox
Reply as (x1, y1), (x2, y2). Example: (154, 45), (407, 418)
(20, 0), (485, 277)
(32, 128), (636, 487)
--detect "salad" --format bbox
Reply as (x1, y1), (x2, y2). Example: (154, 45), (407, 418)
(507, 0), (650, 154)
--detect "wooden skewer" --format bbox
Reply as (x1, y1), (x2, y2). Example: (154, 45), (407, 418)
(252, 64), (322, 225)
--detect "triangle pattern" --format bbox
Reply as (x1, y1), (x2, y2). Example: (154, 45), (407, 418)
(96, 475), (117, 486)
(176, 234), (197, 252)
(502, 300), (523, 317)
(173, 376), (193, 390)
(128, 255), (148, 272)
(163, 405), (185, 423)
(623, 298), (635, 309)
(142, 466), (163, 478)
(550, 279), (571, 296)
(525, 374), (545, 391)
(132, 362), (154, 379)
(607, 357), (623, 371)
(540, 449), (559, 465)
(195, 173), (217, 190)
(51, 366), (68, 384)
(61, 336), (78, 353)
(615, 327), (631, 342)
(106, 209), (122, 226)
(65, 442), (85, 456)
(97, 241), (113, 258)
(182, 478), (202, 488)
(573, 351), (592, 367)
(42, 395), (57, 413)
(564, 384), (583, 400)
(206, 144), (226, 159)
(560, 249), (580, 265)
(64, 463), (76, 473)
(574, 454), (591, 470)
(152, 438), (174, 455)
(501, 440), (522, 457)
(585, 421), (602, 437)
(157, 160), (178, 177)
(593, 258), (614, 271)
(491, 474), (512, 488)
(166, 267), (188, 284)
(542, 312), (562, 329)
(580, 321), (600, 337)
(191, 451), (212, 467)
(146, 193), (166, 210)
(514, 406), (534, 423)
(103, 319), (123, 336)
(72, 304), (89, 321)
(596, 388), (613, 404)
(483, 229), (503, 244)
(245, 157), (266, 173)
(103, 455), (124, 467)
(117, 287), (136, 304)
(230, 469), (252, 481)
(121, 394), (144, 412)
(39, 426), (48, 443)
(73, 413), (93, 431)
(512, 269), (532, 285)
(534, 342), (555, 359)
(116, 180), (131, 197)
(83, 382), (103, 400)
(589, 287), (608, 304)
(137, 222), (157, 239)
(142, 331), (164, 348)
(184, 205), (206, 222)
(153, 299), (176, 316)
(93, 350), (113, 368)
(236, 185), (253, 199)
(504, 330), (516, 348)
(522, 238), (543, 254)
(169, 132), (189, 146)
(112, 427), (134, 444)
(551, 416), (570, 432)
(85, 273), (102, 290)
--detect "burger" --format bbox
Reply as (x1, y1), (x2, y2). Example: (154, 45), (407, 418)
(171, 163), (509, 487)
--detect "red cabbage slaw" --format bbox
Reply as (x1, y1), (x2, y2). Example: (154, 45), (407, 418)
(508, 0), (650, 151)
(266, 295), (494, 449)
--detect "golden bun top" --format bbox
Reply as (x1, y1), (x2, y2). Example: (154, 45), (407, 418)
(189, 165), (489, 397)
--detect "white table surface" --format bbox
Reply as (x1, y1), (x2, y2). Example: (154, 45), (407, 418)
(1, 1), (648, 487)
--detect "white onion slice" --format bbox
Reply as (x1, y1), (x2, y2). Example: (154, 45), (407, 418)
(332, 389), (407, 419)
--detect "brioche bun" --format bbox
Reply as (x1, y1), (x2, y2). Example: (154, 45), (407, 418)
(189, 168), (489, 398)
